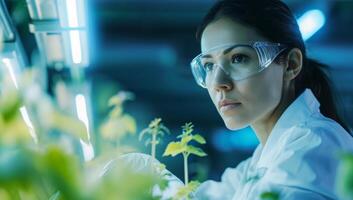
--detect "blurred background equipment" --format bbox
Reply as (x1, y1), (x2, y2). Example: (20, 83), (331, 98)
(0, 0), (27, 79)
(27, 0), (89, 67)
(2, 0), (353, 180)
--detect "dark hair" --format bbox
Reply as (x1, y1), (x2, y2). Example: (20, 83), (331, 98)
(196, 0), (351, 133)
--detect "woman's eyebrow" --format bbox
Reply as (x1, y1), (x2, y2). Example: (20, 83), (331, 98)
(223, 45), (240, 55)
(200, 44), (243, 59)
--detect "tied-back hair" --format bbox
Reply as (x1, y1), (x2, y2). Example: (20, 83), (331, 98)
(196, 0), (351, 133)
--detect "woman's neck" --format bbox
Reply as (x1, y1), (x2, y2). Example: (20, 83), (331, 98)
(251, 89), (296, 146)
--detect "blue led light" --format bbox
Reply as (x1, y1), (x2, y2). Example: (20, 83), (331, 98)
(298, 9), (326, 41)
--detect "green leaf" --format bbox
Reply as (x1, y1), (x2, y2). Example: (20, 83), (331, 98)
(181, 122), (194, 135)
(43, 146), (83, 199)
(121, 114), (136, 135)
(260, 191), (280, 200)
(138, 128), (150, 141)
(157, 130), (165, 136)
(109, 106), (123, 118)
(149, 118), (161, 129)
(186, 145), (207, 157)
(52, 111), (88, 142)
(159, 125), (170, 134)
(108, 95), (123, 107)
(0, 90), (22, 122)
(192, 134), (206, 144)
(163, 142), (185, 157)
(174, 181), (200, 200)
(337, 153), (353, 199)
(108, 91), (134, 107)
(181, 135), (193, 144)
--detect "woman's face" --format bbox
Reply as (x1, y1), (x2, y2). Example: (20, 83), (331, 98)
(201, 18), (285, 130)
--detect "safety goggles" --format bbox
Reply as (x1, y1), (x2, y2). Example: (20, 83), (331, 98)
(190, 41), (287, 88)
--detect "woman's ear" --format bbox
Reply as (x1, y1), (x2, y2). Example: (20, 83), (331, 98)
(284, 48), (303, 81)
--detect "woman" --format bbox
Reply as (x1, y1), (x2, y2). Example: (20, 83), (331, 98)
(121, 0), (353, 199)
(189, 0), (353, 199)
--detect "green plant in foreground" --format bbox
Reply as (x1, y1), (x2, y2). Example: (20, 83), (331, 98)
(260, 191), (280, 200)
(163, 122), (206, 199)
(336, 152), (353, 200)
(0, 73), (161, 199)
(139, 118), (170, 159)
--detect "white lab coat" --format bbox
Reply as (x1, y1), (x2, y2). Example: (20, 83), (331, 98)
(193, 89), (353, 200)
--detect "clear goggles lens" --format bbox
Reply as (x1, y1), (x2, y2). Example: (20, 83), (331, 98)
(190, 42), (287, 88)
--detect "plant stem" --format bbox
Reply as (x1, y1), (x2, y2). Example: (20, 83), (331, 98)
(183, 153), (189, 185)
(151, 131), (157, 159)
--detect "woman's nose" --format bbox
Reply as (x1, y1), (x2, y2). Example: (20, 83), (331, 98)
(212, 66), (233, 92)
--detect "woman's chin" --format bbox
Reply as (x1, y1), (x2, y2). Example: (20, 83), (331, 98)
(223, 118), (249, 130)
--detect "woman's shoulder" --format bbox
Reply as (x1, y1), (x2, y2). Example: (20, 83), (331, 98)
(283, 111), (353, 151)
(260, 116), (352, 199)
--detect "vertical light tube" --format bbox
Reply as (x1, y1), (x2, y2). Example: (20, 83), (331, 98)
(20, 106), (38, 144)
(2, 58), (18, 88)
(69, 30), (82, 64)
(65, 0), (83, 65)
(66, 0), (79, 27)
(75, 94), (94, 161)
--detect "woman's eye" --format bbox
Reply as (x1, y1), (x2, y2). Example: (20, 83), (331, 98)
(231, 54), (248, 64)
(202, 62), (214, 71)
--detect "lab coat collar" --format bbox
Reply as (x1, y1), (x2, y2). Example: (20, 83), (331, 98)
(254, 88), (320, 167)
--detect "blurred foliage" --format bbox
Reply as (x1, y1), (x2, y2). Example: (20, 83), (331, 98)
(0, 144), (164, 200)
(0, 69), (166, 199)
(99, 91), (137, 153)
(260, 191), (280, 200)
(336, 153), (353, 200)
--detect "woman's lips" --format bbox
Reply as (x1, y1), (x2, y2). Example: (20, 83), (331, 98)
(219, 102), (241, 113)
(218, 99), (241, 113)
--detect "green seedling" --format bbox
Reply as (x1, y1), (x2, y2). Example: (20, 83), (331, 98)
(139, 118), (170, 159)
(163, 122), (206, 185)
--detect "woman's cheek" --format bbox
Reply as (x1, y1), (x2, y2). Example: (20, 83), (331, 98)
(237, 72), (281, 115)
